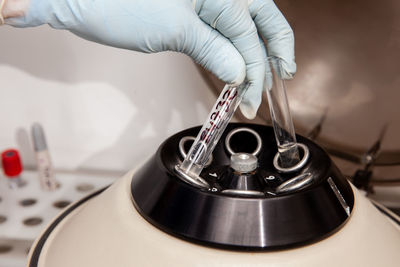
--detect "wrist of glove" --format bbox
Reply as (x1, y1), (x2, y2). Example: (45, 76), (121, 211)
(6, 0), (296, 120)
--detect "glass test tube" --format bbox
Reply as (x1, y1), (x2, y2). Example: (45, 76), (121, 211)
(177, 83), (249, 178)
(266, 57), (300, 168)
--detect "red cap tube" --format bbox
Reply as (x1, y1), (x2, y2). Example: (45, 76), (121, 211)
(1, 149), (23, 178)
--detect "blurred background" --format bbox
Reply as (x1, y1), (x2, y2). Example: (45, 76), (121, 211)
(0, 26), (217, 173)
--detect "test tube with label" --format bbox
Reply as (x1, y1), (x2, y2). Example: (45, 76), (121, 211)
(31, 123), (58, 191)
(176, 83), (249, 184)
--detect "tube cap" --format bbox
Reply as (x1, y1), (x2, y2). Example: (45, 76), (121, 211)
(1, 149), (23, 177)
(31, 123), (48, 151)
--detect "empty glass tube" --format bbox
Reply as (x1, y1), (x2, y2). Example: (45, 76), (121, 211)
(267, 57), (300, 168)
(176, 83), (249, 180)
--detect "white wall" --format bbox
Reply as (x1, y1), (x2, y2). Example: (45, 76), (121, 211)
(0, 25), (216, 172)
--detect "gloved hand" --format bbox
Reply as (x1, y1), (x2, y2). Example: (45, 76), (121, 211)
(5, 0), (296, 119)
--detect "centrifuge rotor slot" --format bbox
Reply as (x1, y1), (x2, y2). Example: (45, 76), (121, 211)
(179, 136), (213, 167)
(225, 127), (262, 156)
(275, 172), (314, 194)
(273, 143), (310, 173)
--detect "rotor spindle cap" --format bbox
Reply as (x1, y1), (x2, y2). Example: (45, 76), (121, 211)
(230, 153), (258, 173)
(1, 149), (23, 178)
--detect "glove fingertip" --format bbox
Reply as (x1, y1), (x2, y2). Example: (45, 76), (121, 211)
(201, 44), (246, 86)
(222, 54), (246, 86)
(239, 90), (262, 120)
(240, 104), (258, 120)
(280, 59), (297, 80)
(239, 104), (258, 120)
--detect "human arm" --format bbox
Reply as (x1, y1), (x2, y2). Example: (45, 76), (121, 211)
(1, 0), (296, 119)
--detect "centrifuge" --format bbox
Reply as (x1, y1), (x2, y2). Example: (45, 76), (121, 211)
(26, 122), (400, 267)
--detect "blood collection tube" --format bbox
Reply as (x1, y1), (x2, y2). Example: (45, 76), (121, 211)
(176, 83), (249, 186)
(1, 149), (26, 189)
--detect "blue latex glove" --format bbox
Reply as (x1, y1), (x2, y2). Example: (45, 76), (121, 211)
(6, 0), (296, 119)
